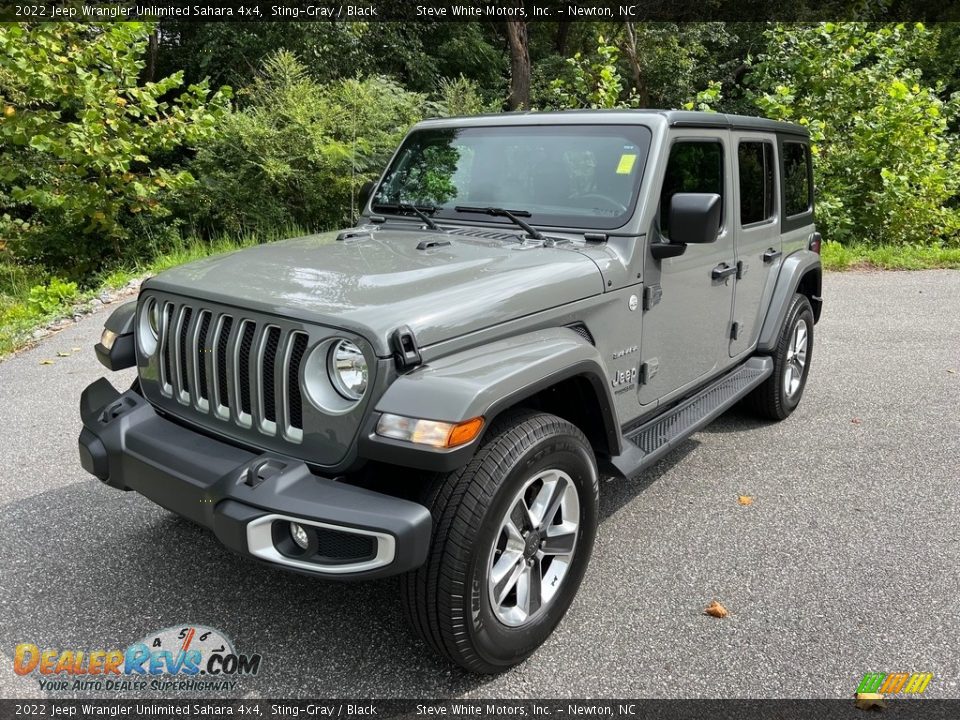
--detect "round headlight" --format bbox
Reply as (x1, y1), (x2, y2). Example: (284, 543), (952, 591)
(327, 340), (368, 400)
(147, 299), (160, 338)
(138, 298), (160, 356)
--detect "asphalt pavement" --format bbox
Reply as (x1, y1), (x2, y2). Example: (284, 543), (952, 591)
(0, 270), (958, 699)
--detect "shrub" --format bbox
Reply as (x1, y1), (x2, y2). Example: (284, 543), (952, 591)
(0, 23), (229, 276)
(27, 277), (78, 315)
(750, 22), (960, 246)
(550, 37), (638, 110)
(182, 51), (425, 236)
(435, 76), (495, 117)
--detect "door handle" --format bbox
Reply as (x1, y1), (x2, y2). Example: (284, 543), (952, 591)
(712, 262), (738, 281)
(762, 248), (782, 263)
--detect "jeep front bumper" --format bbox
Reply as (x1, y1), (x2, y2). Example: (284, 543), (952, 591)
(78, 378), (431, 580)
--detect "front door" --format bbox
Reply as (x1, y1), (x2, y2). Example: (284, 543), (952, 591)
(730, 134), (782, 356)
(638, 134), (736, 407)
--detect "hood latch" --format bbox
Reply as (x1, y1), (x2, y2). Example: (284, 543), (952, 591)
(391, 325), (422, 371)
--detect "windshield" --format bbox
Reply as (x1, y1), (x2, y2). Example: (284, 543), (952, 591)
(371, 124), (652, 231)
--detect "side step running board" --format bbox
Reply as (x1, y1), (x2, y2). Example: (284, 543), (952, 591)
(604, 356), (773, 479)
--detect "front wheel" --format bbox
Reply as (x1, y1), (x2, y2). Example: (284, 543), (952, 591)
(745, 292), (814, 421)
(401, 410), (598, 673)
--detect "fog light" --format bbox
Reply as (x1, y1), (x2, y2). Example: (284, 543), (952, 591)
(290, 522), (310, 550)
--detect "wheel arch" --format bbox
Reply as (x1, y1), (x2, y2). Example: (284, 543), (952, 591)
(757, 249), (822, 353)
(359, 328), (621, 472)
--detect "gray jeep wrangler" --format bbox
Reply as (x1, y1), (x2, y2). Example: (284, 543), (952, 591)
(80, 110), (821, 673)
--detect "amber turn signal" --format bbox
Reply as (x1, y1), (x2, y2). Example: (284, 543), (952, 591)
(446, 417), (484, 448)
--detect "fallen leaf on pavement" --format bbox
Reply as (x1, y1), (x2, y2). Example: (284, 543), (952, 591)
(704, 600), (729, 618)
(948, 369), (956, 374)
(738, 495), (753, 506)
(39, 359), (54, 365)
(72, 347), (81, 352)
(851, 418), (862, 425)
(56, 351), (71, 357)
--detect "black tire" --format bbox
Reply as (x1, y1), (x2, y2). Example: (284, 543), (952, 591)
(745, 292), (814, 421)
(401, 410), (599, 673)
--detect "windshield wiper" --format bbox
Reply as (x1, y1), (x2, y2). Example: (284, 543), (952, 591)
(374, 202), (441, 231)
(454, 206), (544, 241)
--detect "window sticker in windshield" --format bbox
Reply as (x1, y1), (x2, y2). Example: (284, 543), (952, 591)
(616, 153), (638, 175)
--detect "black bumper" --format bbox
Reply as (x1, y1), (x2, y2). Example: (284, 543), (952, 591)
(79, 378), (431, 580)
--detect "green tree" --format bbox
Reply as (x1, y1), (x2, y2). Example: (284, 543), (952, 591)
(544, 25), (742, 112)
(550, 36), (636, 109)
(0, 22), (228, 275)
(182, 51), (425, 236)
(750, 22), (960, 246)
(157, 21), (507, 104)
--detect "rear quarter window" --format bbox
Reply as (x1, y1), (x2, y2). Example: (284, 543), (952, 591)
(783, 141), (812, 217)
(738, 141), (775, 226)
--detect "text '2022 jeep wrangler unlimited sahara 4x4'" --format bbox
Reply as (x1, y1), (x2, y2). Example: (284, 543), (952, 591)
(80, 110), (821, 673)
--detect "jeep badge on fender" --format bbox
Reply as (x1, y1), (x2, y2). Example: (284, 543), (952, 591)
(80, 110), (821, 674)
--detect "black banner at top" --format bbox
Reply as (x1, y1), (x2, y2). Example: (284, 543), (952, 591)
(1, 0), (959, 23)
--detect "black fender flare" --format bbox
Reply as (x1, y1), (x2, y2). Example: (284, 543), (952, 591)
(757, 250), (822, 352)
(359, 327), (620, 472)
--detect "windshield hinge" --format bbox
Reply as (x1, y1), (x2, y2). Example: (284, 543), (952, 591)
(391, 325), (422, 371)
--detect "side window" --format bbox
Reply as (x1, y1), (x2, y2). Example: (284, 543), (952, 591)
(783, 141), (812, 217)
(738, 141), (775, 226)
(659, 141), (723, 238)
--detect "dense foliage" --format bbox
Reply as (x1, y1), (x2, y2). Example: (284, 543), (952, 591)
(750, 23), (960, 247)
(2, 19), (960, 296)
(0, 23), (228, 274)
(181, 51), (425, 236)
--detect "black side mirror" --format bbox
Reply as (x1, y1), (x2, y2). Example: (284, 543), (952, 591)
(668, 192), (721, 245)
(358, 180), (376, 211)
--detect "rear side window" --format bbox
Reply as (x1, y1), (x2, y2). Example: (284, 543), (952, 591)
(783, 142), (812, 217)
(660, 141), (723, 237)
(738, 141), (775, 225)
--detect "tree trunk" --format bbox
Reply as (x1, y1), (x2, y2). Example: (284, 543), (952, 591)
(146, 27), (158, 83)
(504, 19), (531, 110)
(555, 21), (571, 55)
(623, 22), (649, 107)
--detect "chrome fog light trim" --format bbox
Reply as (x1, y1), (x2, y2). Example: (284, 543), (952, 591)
(246, 514), (395, 574)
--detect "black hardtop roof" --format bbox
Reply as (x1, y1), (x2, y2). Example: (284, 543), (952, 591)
(420, 109), (810, 138)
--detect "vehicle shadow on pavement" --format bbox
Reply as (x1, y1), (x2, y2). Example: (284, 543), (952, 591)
(697, 405), (771, 435)
(598, 439), (699, 521)
(0, 480), (499, 698)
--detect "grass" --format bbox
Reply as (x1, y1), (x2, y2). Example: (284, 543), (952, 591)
(821, 241), (960, 270)
(2, 234), (958, 359)
(0, 229), (296, 358)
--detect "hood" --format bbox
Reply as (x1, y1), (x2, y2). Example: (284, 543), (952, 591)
(145, 228), (605, 355)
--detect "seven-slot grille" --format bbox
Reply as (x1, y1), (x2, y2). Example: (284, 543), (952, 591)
(156, 301), (308, 443)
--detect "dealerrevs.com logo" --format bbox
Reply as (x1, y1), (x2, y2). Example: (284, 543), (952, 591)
(13, 625), (262, 693)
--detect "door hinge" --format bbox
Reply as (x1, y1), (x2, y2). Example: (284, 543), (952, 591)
(730, 322), (741, 341)
(643, 284), (662, 311)
(736, 260), (745, 279)
(639, 358), (659, 385)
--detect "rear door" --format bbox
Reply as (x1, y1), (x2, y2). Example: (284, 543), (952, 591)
(638, 132), (736, 406)
(730, 134), (781, 356)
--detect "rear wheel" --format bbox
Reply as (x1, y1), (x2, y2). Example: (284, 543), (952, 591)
(745, 292), (814, 421)
(401, 410), (598, 673)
